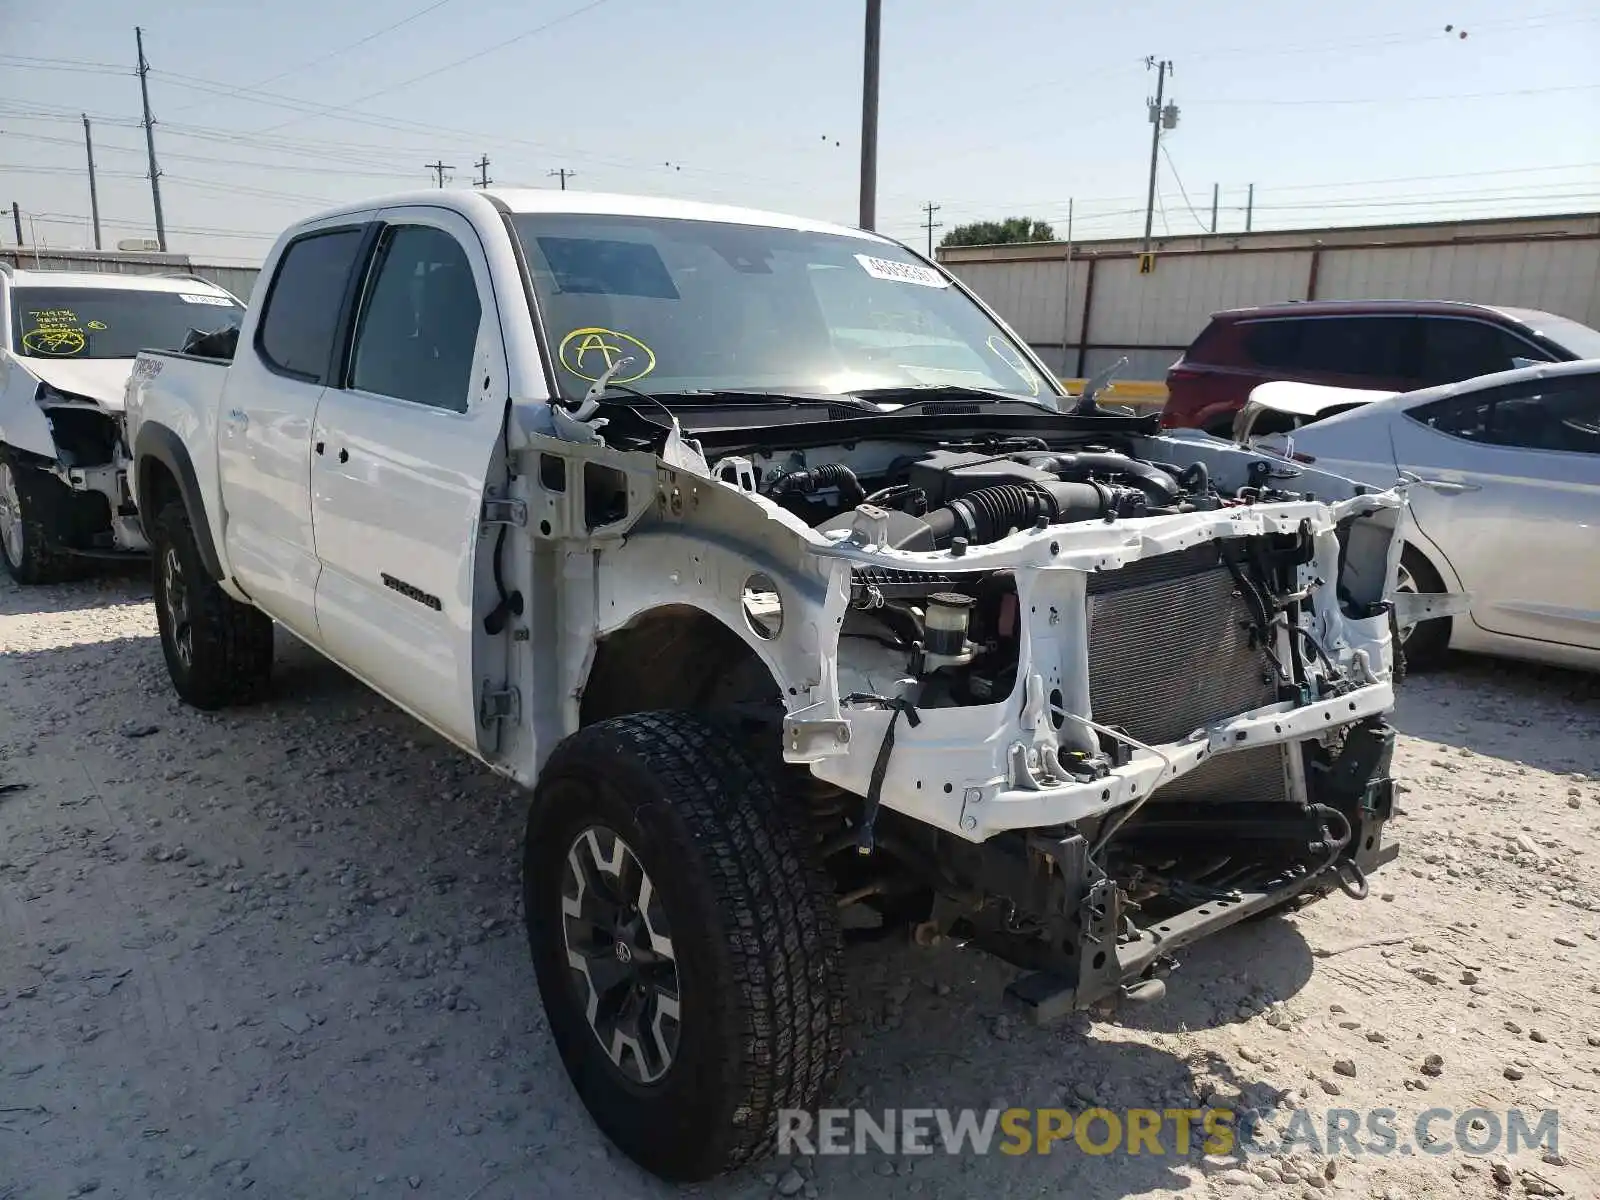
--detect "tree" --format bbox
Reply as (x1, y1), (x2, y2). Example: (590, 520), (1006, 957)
(940, 217), (1056, 248)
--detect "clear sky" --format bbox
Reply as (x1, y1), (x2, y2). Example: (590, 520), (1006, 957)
(3, 0), (1598, 264)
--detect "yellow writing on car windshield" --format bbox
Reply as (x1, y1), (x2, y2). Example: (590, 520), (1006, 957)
(986, 335), (1041, 396)
(557, 327), (656, 383)
(22, 308), (88, 355)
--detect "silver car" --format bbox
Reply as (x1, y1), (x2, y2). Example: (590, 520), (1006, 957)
(1235, 359), (1600, 672)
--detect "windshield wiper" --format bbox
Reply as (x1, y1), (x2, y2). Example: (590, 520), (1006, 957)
(586, 387), (885, 414)
(848, 383), (1062, 413)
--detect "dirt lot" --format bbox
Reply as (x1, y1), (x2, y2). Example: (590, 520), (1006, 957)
(1, 570), (1597, 1200)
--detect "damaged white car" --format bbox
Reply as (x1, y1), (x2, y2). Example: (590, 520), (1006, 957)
(0, 264), (243, 582)
(124, 190), (1423, 1181)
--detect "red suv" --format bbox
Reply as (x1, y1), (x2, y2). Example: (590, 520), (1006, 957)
(1162, 299), (1600, 434)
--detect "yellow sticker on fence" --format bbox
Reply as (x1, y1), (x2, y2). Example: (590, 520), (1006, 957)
(557, 327), (656, 383)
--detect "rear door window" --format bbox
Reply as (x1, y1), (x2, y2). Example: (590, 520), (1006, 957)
(1241, 316), (1411, 378)
(1407, 373), (1600, 454)
(1414, 318), (1546, 387)
(1293, 317), (1411, 377)
(256, 227), (366, 382)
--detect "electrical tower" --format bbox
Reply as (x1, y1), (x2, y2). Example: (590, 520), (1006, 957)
(1140, 57), (1179, 258)
(921, 202), (942, 256)
(473, 156), (492, 188)
(548, 168), (575, 190)
(426, 160), (455, 188)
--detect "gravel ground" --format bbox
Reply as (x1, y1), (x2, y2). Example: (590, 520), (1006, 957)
(1, 569), (1597, 1200)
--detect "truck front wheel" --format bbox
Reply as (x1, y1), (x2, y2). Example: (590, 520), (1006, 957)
(150, 501), (274, 709)
(524, 711), (844, 1181)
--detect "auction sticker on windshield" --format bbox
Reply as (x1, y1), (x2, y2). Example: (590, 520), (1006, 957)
(179, 293), (234, 306)
(854, 254), (949, 288)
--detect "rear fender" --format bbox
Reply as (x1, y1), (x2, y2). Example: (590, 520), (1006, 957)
(133, 422), (226, 581)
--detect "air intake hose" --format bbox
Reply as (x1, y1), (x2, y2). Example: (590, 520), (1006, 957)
(924, 481), (1146, 547)
(1019, 452), (1182, 505)
(769, 463), (866, 504)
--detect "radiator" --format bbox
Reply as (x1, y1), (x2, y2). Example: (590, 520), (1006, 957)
(1085, 543), (1291, 806)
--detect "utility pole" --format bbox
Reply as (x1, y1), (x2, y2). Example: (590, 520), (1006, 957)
(426, 160), (454, 187)
(548, 168), (574, 190)
(135, 27), (167, 252)
(858, 0), (882, 230)
(921, 201), (942, 256)
(83, 114), (103, 250)
(1057, 198), (1075, 374)
(10, 201), (22, 247)
(1209, 182), (1219, 234)
(1141, 57), (1177, 257)
(1246, 183), (1255, 232)
(473, 155), (492, 188)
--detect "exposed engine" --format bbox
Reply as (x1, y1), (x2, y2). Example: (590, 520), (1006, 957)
(783, 445), (1217, 552)
(755, 440), (1265, 713)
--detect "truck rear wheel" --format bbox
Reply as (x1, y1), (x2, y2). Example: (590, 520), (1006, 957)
(0, 449), (80, 585)
(524, 711), (844, 1181)
(150, 501), (274, 709)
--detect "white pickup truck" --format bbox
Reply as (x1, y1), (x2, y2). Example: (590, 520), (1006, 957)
(0, 264), (243, 581)
(126, 189), (1422, 1181)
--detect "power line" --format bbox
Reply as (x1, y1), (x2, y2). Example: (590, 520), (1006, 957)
(167, 0), (460, 114)
(1160, 143), (1206, 232)
(426, 160), (455, 188)
(254, 0), (615, 135)
(1194, 82), (1600, 108)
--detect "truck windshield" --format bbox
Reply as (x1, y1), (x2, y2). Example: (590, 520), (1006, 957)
(509, 213), (1055, 404)
(9, 286), (244, 360)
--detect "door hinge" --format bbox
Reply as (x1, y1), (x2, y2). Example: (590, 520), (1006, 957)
(478, 682), (522, 728)
(481, 497), (527, 528)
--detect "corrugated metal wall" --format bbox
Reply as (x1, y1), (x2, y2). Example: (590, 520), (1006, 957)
(1, 249), (262, 301)
(942, 214), (1600, 380)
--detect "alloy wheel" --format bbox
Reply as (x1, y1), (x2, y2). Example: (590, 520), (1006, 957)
(0, 462), (24, 569)
(560, 824), (681, 1085)
(161, 544), (194, 668)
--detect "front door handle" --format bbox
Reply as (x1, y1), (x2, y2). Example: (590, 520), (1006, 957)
(1416, 478), (1481, 495)
(337, 448), (349, 464)
(225, 408), (248, 431)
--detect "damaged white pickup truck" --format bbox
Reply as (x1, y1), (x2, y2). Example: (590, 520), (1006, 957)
(124, 190), (1423, 1181)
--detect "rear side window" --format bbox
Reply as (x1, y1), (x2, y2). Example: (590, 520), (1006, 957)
(1408, 374), (1600, 454)
(1242, 316), (1411, 377)
(1414, 318), (1545, 387)
(256, 228), (365, 381)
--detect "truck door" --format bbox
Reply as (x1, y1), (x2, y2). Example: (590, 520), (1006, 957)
(308, 207), (511, 750)
(217, 221), (373, 637)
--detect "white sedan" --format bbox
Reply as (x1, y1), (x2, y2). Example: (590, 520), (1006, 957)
(1236, 360), (1600, 672)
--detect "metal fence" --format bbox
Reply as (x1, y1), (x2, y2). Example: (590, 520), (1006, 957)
(0, 248), (261, 302)
(941, 212), (1600, 385)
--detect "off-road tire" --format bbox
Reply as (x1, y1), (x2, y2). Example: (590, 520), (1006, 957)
(524, 710), (845, 1182)
(0, 448), (81, 585)
(1394, 546), (1450, 674)
(150, 501), (274, 709)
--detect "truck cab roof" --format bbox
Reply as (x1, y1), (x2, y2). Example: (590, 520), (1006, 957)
(286, 187), (899, 244)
